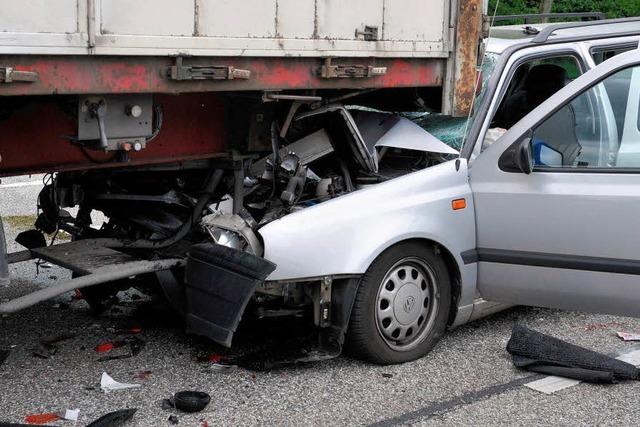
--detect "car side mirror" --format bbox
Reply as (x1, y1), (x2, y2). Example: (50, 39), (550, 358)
(514, 134), (534, 175)
(498, 131), (534, 174)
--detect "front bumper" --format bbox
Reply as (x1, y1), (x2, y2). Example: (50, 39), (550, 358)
(0, 216), (9, 286)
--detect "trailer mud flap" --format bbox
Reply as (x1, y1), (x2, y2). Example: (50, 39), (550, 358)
(0, 217), (9, 286)
(184, 243), (276, 347)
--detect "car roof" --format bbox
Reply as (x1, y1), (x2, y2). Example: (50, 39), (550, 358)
(486, 19), (640, 54)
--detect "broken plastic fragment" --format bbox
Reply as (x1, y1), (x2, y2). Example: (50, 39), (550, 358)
(173, 391), (211, 413)
(95, 343), (115, 353)
(24, 412), (61, 424)
(86, 408), (137, 427)
(100, 372), (141, 392)
(617, 331), (640, 341)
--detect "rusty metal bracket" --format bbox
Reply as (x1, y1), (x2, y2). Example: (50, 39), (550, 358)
(167, 57), (251, 81)
(319, 58), (387, 79)
(0, 67), (38, 83)
(355, 25), (379, 41)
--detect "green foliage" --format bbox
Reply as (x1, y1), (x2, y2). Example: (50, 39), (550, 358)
(488, 0), (640, 19)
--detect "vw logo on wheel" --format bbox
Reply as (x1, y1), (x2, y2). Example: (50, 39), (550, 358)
(403, 295), (416, 313)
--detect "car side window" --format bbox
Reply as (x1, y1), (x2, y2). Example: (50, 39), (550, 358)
(591, 44), (638, 65)
(482, 55), (583, 152)
(531, 65), (640, 169)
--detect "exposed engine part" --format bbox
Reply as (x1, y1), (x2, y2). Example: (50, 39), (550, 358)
(250, 128), (334, 176)
(281, 164), (307, 205)
(201, 212), (263, 256)
(315, 176), (345, 199)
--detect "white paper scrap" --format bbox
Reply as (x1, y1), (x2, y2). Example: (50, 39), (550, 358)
(100, 372), (141, 392)
(64, 409), (80, 421)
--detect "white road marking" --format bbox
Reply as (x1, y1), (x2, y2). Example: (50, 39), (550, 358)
(525, 348), (640, 394)
(0, 181), (43, 189)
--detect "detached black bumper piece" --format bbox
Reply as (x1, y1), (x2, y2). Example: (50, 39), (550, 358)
(0, 217), (9, 286)
(184, 243), (276, 347)
(507, 324), (639, 383)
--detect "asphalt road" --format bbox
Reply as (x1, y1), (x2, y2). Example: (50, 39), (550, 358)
(2, 176), (640, 426)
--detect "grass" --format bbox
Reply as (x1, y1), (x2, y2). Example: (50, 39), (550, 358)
(3, 214), (71, 241)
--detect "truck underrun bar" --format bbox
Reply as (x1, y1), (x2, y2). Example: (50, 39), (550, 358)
(0, 56), (445, 96)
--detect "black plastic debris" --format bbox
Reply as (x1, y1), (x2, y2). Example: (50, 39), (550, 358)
(161, 398), (176, 411)
(168, 415), (179, 425)
(173, 391), (211, 413)
(32, 333), (76, 359)
(86, 408), (137, 427)
(507, 325), (640, 383)
(184, 243), (276, 347)
(0, 349), (9, 366)
(15, 229), (47, 250)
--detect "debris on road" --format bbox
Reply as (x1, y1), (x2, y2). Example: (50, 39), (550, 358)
(63, 408), (80, 422)
(172, 391), (211, 413)
(507, 325), (640, 383)
(96, 337), (146, 361)
(100, 372), (141, 392)
(382, 373), (393, 378)
(32, 333), (75, 359)
(24, 412), (61, 424)
(86, 408), (137, 427)
(23, 408), (78, 425)
(95, 342), (119, 353)
(617, 331), (640, 341)
(0, 348), (9, 366)
(582, 321), (626, 331)
(133, 369), (152, 380)
(168, 415), (179, 424)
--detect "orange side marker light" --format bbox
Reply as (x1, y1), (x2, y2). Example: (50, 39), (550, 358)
(452, 198), (466, 210)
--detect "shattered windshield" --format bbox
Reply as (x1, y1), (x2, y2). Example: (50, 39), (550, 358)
(407, 52), (499, 151)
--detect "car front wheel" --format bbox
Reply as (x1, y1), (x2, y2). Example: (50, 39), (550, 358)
(346, 241), (451, 364)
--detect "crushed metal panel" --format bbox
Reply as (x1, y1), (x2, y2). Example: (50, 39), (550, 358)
(296, 104), (377, 173)
(383, 0), (446, 42)
(352, 111), (458, 154)
(197, 0), (276, 38)
(373, 117), (459, 154)
(317, 0), (384, 40)
(99, 0), (195, 36)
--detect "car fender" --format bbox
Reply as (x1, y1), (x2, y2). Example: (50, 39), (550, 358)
(260, 159), (477, 295)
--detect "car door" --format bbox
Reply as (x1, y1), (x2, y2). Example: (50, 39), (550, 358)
(468, 48), (640, 317)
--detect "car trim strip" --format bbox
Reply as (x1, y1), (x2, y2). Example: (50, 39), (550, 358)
(461, 248), (640, 275)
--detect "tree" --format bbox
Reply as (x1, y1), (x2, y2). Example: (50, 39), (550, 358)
(539, 0), (554, 22)
(488, 0), (640, 20)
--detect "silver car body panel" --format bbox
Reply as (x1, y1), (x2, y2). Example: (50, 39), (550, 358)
(260, 158), (477, 313)
(470, 49), (640, 316)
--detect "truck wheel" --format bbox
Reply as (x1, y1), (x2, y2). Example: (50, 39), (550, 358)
(346, 242), (451, 364)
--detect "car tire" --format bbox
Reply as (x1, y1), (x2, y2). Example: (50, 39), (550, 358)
(346, 241), (451, 364)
